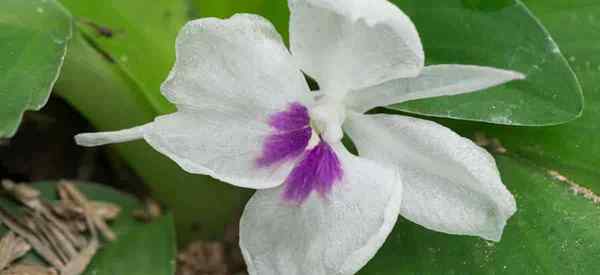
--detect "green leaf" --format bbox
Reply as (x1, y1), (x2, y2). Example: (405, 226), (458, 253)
(0, 182), (176, 275)
(440, 0), (600, 193)
(0, 0), (73, 137)
(361, 1), (600, 273)
(57, 0), (189, 113)
(361, 156), (600, 274)
(54, 32), (251, 242)
(387, 0), (583, 126)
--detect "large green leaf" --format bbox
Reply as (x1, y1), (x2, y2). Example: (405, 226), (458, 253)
(58, 0), (189, 113)
(361, 156), (600, 274)
(0, 182), (176, 275)
(54, 32), (250, 243)
(0, 0), (73, 137)
(440, 0), (600, 193)
(360, 0), (600, 273)
(388, 0), (583, 126)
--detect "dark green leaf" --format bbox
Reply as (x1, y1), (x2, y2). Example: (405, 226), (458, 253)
(362, 1), (600, 272)
(0, 0), (73, 137)
(58, 0), (189, 113)
(441, 0), (600, 193)
(361, 156), (600, 274)
(388, 0), (583, 126)
(0, 182), (176, 275)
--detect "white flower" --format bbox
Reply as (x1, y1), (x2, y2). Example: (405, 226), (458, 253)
(76, 0), (522, 274)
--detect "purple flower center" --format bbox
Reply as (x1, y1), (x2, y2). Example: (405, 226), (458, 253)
(256, 103), (312, 167)
(283, 141), (343, 203)
(256, 102), (343, 203)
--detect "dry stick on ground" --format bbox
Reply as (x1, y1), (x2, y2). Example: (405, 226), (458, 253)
(0, 232), (31, 270)
(0, 263), (58, 275)
(2, 180), (86, 250)
(60, 203), (100, 275)
(58, 181), (116, 241)
(0, 208), (65, 270)
(0, 181), (118, 274)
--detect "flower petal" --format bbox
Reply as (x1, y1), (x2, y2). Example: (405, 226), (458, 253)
(240, 144), (403, 275)
(163, 13), (311, 111)
(344, 113), (516, 241)
(76, 14), (316, 190)
(347, 65), (525, 113)
(289, 0), (423, 91)
(144, 107), (307, 189)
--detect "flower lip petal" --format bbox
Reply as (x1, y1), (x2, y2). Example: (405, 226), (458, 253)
(240, 144), (403, 275)
(282, 140), (343, 203)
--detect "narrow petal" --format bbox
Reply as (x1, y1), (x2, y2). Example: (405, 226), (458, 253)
(163, 14), (311, 112)
(240, 145), (402, 275)
(347, 65), (525, 113)
(289, 0), (423, 91)
(75, 125), (147, 147)
(344, 113), (516, 241)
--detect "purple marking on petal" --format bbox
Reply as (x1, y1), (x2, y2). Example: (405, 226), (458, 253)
(256, 128), (312, 167)
(268, 103), (310, 131)
(256, 102), (312, 167)
(283, 141), (343, 203)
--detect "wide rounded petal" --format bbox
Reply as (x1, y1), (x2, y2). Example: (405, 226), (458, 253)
(240, 145), (403, 275)
(344, 113), (516, 241)
(143, 107), (307, 189)
(347, 65), (526, 113)
(289, 0), (423, 91)
(163, 13), (311, 111)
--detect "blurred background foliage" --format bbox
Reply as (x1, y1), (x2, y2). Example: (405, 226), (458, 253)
(1, 0), (599, 274)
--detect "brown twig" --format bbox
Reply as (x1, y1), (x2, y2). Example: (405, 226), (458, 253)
(0, 208), (65, 270)
(58, 181), (116, 241)
(0, 232), (31, 270)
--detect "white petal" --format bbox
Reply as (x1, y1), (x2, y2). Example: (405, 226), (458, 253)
(76, 14), (315, 190)
(289, 0), (423, 91)
(76, 125), (147, 147)
(145, 107), (306, 189)
(240, 145), (402, 275)
(75, 107), (300, 189)
(163, 14), (311, 111)
(344, 113), (516, 241)
(347, 65), (525, 113)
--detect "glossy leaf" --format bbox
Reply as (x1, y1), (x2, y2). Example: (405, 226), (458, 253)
(54, 32), (250, 242)
(360, 1), (600, 273)
(361, 156), (600, 274)
(58, 0), (189, 113)
(441, 0), (600, 193)
(0, 0), (72, 137)
(0, 182), (176, 275)
(387, 0), (583, 126)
